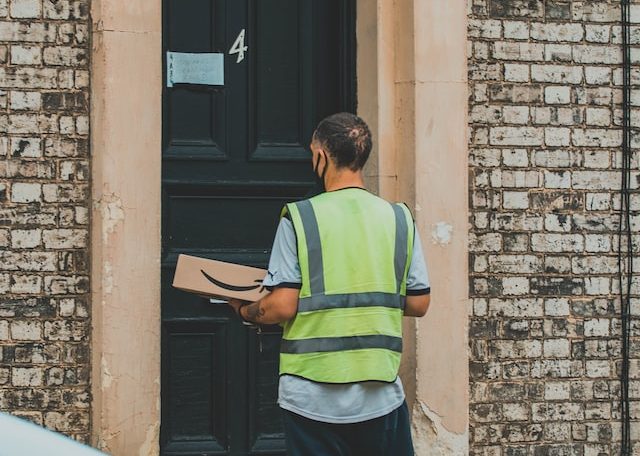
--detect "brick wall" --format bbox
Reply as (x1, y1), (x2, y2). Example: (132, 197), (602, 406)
(0, 0), (91, 442)
(468, 1), (639, 454)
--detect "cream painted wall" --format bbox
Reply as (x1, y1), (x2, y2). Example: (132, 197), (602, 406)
(90, 0), (162, 454)
(358, 1), (469, 454)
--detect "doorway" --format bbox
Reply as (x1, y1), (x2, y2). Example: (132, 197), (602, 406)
(161, 1), (356, 454)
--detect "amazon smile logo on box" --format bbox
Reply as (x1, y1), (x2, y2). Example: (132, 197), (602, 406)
(173, 254), (268, 302)
(200, 269), (265, 293)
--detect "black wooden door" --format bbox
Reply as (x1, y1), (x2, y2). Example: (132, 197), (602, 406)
(161, 2), (355, 454)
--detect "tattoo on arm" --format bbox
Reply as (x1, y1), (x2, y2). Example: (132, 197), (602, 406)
(245, 299), (266, 323)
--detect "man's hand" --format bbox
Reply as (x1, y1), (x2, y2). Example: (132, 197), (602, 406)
(227, 297), (250, 317)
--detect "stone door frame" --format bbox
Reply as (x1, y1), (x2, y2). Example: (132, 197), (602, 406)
(90, 1), (468, 454)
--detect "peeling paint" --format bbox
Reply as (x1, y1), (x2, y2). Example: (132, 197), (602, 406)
(96, 430), (120, 453)
(412, 401), (468, 456)
(103, 260), (114, 295)
(96, 193), (125, 243)
(431, 222), (453, 246)
(138, 422), (160, 456)
(101, 356), (113, 390)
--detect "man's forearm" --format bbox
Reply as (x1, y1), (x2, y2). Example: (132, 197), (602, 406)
(240, 299), (268, 324)
(238, 288), (299, 325)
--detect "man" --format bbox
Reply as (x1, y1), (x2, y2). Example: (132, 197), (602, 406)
(228, 112), (430, 455)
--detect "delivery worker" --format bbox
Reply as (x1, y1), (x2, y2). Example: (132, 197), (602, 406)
(228, 112), (431, 456)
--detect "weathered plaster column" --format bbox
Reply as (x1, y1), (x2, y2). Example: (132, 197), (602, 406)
(410, 1), (469, 453)
(360, 0), (469, 453)
(90, 0), (162, 454)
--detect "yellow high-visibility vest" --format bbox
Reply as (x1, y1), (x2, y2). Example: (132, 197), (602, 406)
(280, 188), (414, 383)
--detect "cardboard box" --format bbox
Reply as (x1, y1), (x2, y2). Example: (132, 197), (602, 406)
(172, 254), (269, 302)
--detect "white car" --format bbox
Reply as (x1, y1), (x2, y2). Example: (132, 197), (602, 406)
(0, 413), (107, 455)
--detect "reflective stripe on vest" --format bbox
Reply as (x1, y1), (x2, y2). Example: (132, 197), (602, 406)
(279, 189), (414, 384)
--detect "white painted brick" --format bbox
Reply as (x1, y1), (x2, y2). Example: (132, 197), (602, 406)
(75, 69), (89, 88)
(585, 67), (612, 85)
(545, 382), (570, 400)
(545, 86), (571, 104)
(544, 339), (571, 358)
(504, 63), (530, 82)
(503, 191), (529, 209)
(530, 23), (584, 42)
(59, 115), (74, 134)
(59, 298), (75, 317)
(10, 45), (41, 65)
(533, 150), (572, 168)
(490, 127), (543, 146)
(502, 149), (528, 167)
(572, 257), (618, 275)
(42, 0), (69, 19)
(503, 403), (529, 421)
(585, 25), (610, 43)
(531, 65), (582, 84)
(10, 182), (41, 203)
(586, 193), (610, 211)
(544, 213), (571, 232)
(493, 42), (544, 61)
(10, 320), (41, 340)
(10, 274), (42, 293)
(489, 255), (542, 274)
(573, 171), (620, 190)
(43, 46), (87, 66)
(503, 21), (529, 40)
(9, 0), (40, 18)
(544, 298), (570, 317)
(470, 233), (502, 252)
(584, 277), (610, 295)
(544, 44), (572, 62)
(586, 360), (611, 378)
(577, 3), (622, 23)
(0, 273), (8, 294)
(585, 108), (611, 127)
(573, 45), (622, 64)
(531, 234), (584, 253)
(582, 150), (611, 169)
(9, 91), (40, 110)
(585, 234), (611, 253)
(75, 206), (89, 224)
(504, 340), (542, 358)
(502, 106), (529, 124)
(76, 115), (88, 134)
(545, 127), (571, 146)
(10, 137), (41, 157)
(42, 229), (87, 249)
(12, 367), (43, 386)
(584, 319), (610, 337)
(544, 256), (571, 274)
(502, 277), (530, 296)
(544, 170), (571, 189)
(11, 229), (41, 248)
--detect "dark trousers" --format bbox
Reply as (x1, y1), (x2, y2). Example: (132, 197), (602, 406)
(282, 401), (414, 456)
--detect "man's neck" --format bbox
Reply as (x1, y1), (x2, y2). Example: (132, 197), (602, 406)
(324, 169), (366, 192)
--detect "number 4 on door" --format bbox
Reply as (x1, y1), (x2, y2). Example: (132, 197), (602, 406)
(229, 29), (248, 63)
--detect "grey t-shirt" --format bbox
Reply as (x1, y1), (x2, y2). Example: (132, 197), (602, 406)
(263, 217), (430, 424)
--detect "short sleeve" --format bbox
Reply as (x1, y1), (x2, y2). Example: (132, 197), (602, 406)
(263, 218), (302, 289)
(406, 225), (430, 295)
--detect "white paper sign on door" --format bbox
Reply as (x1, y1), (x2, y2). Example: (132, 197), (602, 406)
(166, 52), (224, 87)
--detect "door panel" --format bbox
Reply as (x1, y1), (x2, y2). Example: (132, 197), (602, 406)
(161, 1), (355, 454)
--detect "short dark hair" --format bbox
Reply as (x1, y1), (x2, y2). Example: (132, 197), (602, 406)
(312, 112), (372, 171)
